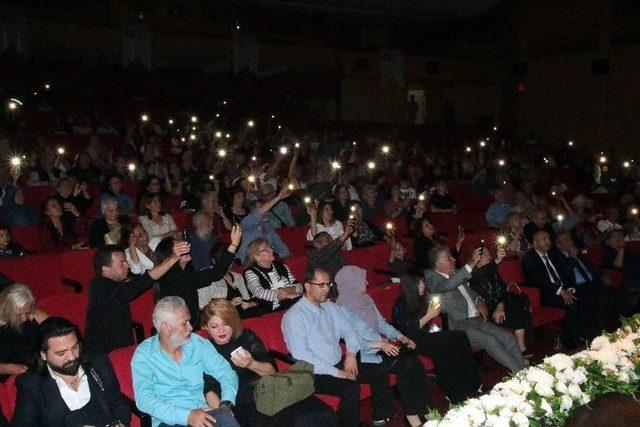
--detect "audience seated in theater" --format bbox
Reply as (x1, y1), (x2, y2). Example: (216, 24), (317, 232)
(40, 196), (90, 252)
(602, 229), (640, 290)
(524, 209), (556, 243)
(100, 173), (134, 215)
(0, 284), (47, 382)
(0, 187), (39, 227)
(384, 184), (410, 219)
(153, 226), (242, 328)
(331, 184), (352, 223)
(393, 275), (480, 403)
(131, 297), (240, 427)
(306, 221), (353, 278)
(360, 184), (381, 222)
(424, 245), (526, 372)
(138, 193), (178, 240)
(53, 178), (93, 221)
(243, 237), (302, 312)
(281, 267), (362, 427)
(89, 196), (132, 247)
(84, 242), (190, 353)
(307, 200), (352, 251)
(136, 175), (170, 211)
(225, 188), (249, 225)
(470, 168), (491, 197)
(387, 238), (416, 278)
(335, 266), (432, 426)
(202, 299), (336, 426)
(260, 183), (295, 228)
(597, 206), (623, 234)
(413, 217), (463, 271)
(200, 191), (233, 233)
(485, 188), (512, 228)
(522, 231), (599, 348)
(187, 211), (219, 271)
(12, 317), (130, 427)
(0, 226), (27, 258)
(121, 223), (161, 275)
(237, 187), (293, 261)
(470, 246), (532, 357)
(501, 212), (530, 257)
(197, 244), (261, 318)
(429, 180), (456, 213)
(349, 204), (376, 248)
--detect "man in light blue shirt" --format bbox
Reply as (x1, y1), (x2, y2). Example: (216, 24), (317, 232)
(132, 296), (239, 427)
(282, 267), (361, 427)
(260, 183), (296, 228)
(485, 188), (512, 227)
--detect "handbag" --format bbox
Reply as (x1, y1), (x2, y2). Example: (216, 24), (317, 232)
(253, 360), (315, 416)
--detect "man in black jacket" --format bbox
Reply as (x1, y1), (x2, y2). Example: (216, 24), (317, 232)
(12, 317), (129, 427)
(84, 241), (191, 353)
(522, 231), (598, 348)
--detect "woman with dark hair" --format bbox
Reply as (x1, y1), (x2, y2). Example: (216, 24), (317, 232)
(225, 187), (248, 224)
(470, 246), (532, 358)
(243, 237), (302, 312)
(413, 217), (463, 271)
(331, 184), (350, 222)
(307, 201), (352, 250)
(136, 174), (169, 210)
(201, 299), (336, 426)
(429, 180), (456, 213)
(138, 194), (177, 240)
(153, 225), (243, 327)
(0, 226), (27, 259)
(392, 274), (480, 403)
(39, 196), (89, 252)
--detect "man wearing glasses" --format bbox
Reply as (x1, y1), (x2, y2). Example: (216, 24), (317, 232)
(282, 267), (362, 427)
(260, 183), (295, 228)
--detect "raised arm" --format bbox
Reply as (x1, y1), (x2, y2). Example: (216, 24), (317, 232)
(258, 187), (292, 215)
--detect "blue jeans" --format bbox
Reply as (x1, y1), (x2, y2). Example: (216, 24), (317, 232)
(158, 408), (240, 427)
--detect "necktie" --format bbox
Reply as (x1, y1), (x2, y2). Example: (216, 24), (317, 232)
(574, 258), (592, 284)
(542, 255), (563, 286)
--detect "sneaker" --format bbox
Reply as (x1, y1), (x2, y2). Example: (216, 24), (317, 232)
(522, 350), (533, 359)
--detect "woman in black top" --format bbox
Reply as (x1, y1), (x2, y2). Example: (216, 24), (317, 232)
(153, 225), (242, 327)
(470, 246), (532, 357)
(225, 188), (249, 225)
(412, 217), (463, 271)
(0, 284), (46, 382)
(331, 184), (350, 222)
(89, 196), (132, 247)
(429, 180), (456, 213)
(201, 299), (336, 427)
(392, 275), (480, 403)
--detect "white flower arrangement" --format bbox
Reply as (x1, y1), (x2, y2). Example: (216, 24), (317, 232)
(425, 315), (640, 426)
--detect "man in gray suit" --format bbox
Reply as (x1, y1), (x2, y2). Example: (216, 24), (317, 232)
(424, 245), (525, 373)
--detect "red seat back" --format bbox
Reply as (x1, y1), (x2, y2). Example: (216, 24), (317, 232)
(57, 249), (97, 290)
(38, 292), (89, 333)
(10, 224), (42, 253)
(129, 290), (156, 338)
(283, 256), (306, 283)
(0, 375), (17, 421)
(278, 226), (310, 257)
(0, 254), (67, 299)
(109, 345), (138, 400)
(497, 259), (526, 285)
(368, 282), (401, 321)
(171, 211), (193, 232)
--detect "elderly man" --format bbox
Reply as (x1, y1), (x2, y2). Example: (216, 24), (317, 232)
(524, 209), (556, 243)
(187, 210), (219, 271)
(13, 317), (129, 427)
(522, 231), (598, 348)
(260, 183), (295, 228)
(424, 246), (525, 373)
(132, 296), (239, 427)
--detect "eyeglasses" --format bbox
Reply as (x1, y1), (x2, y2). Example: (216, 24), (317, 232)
(308, 281), (334, 289)
(258, 246), (273, 253)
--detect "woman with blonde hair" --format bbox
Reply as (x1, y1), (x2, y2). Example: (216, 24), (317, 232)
(243, 237), (302, 311)
(201, 299), (336, 426)
(0, 284), (47, 381)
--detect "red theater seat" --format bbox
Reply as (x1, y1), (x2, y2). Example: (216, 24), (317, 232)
(0, 254), (68, 299)
(0, 375), (17, 421)
(38, 292), (90, 333)
(10, 224), (42, 253)
(129, 289), (156, 338)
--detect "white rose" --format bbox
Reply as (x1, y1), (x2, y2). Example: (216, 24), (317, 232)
(618, 371), (630, 382)
(479, 394), (502, 413)
(517, 401), (535, 417)
(555, 380), (568, 394)
(511, 412), (530, 427)
(568, 383), (583, 398)
(540, 398), (553, 416)
(534, 382), (555, 397)
(590, 336), (611, 351)
(545, 353), (573, 371)
(560, 394), (573, 411)
(423, 421), (440, 427)
(526, 367), (555, 387)
(467, 405), (487, 426)
(590, 348), (618, 366)
(571, 368), (588, 384)
(616, 338), (635, 353)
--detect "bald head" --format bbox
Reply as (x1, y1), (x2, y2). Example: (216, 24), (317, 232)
(533, 231), (552, 253)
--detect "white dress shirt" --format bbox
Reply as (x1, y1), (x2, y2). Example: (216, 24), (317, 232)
(535, 249), (568, 295)
(48, 365), (91, 411)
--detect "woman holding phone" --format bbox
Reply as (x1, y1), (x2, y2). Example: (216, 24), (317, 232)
(392, 274), (480, 403)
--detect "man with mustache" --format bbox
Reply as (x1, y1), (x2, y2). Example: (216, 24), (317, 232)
(12, 317), (129, 426)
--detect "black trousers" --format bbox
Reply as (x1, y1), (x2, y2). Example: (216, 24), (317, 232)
(236, 394), (337, 427)
(415, 330), (480, 404)
(544, 285), (599, 342)
(358, 353), (432, 419)
(313, 372), (360, 427)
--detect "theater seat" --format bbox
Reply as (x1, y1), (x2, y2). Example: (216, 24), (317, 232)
(0, 375), (17, 421)
(129, 290), (156, 339)
(38, 292), (90, 333)
(10, 224), (42, 253)
(0, 254), (68, 299)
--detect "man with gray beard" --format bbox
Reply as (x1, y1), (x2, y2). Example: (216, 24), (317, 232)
(187, 210), (219, 271)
